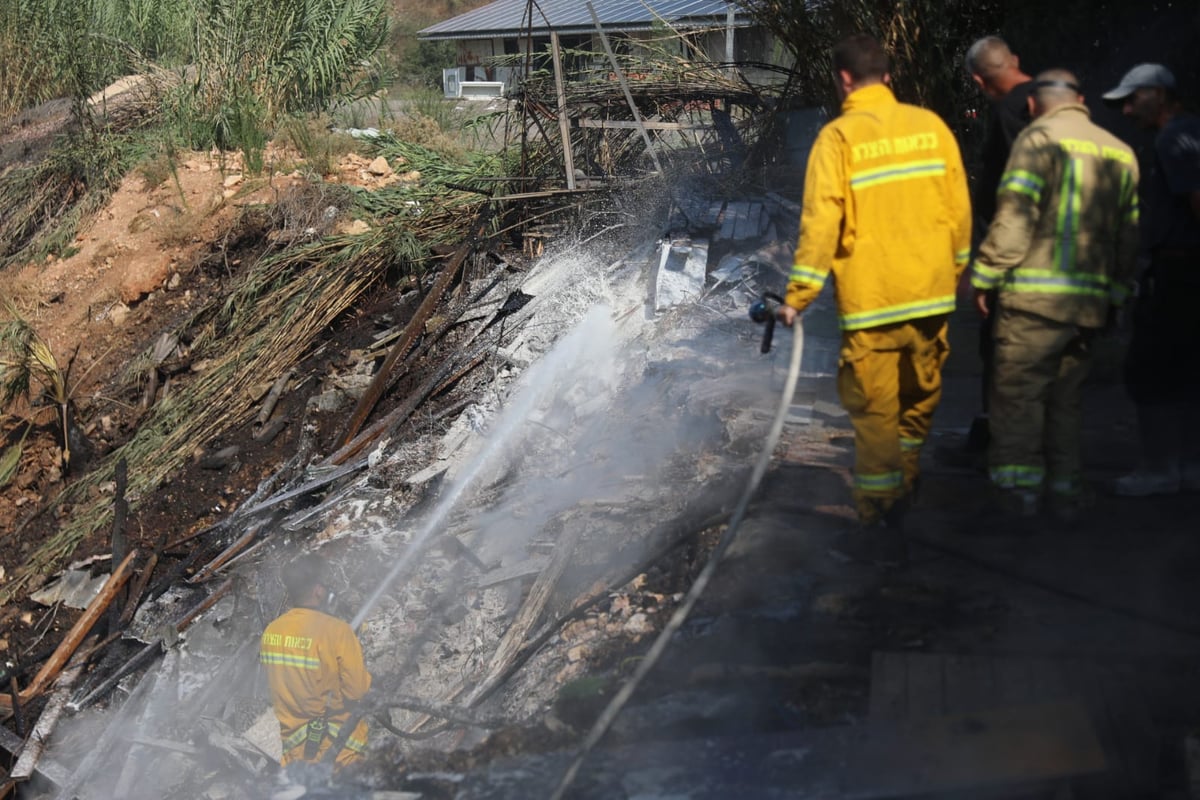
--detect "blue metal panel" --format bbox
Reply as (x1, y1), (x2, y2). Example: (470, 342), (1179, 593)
(419, 0), (750, 41)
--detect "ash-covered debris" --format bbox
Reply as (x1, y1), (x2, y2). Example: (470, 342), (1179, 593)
(23, 198), (797, 798)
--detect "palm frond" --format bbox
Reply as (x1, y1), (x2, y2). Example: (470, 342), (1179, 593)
(0, 423), (31, 489)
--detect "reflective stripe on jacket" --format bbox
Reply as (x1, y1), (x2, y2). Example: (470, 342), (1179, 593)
(970, 103), (1140, 327)
(787, 83), (972, 330)
(280, 717), (369, 767)
(260, 607), (372, 765)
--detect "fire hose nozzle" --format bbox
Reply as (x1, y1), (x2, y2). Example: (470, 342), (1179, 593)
(748, 292), (786, 353)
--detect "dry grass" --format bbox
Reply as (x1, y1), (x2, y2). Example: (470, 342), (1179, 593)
(1, 279), (47, 320)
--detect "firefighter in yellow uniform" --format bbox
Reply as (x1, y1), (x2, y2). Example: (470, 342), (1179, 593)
(971, 70), (1139, 520)
(779, 34), (971, 560)
(260, 554), (372, 770)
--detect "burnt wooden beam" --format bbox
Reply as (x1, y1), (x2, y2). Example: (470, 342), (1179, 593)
(466, 523), (583, 707)
(334, 206), (493, 450)
(0, 718), (69, 788)
(69, 578), (233, 712)
(576, 118), (710, 131)
(187, 524), (262, 584)
(53, 657), (162, 800)
(231, 458), (368, 517)
(0, 550), (137, 716)
(8, 677), (23, 738)
(256, 369), (292, 427)
(119, 530), (168, 628)
(488, 187), (606, 202)
(383, 693), (501, 729)
(467, 509), (729, 708)
(324, 338), (486, 468)
(327, 279), (543, 468)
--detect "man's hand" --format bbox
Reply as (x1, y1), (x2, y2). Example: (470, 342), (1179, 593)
(973, 289), (991, 319)
(777, 304), (799, 327)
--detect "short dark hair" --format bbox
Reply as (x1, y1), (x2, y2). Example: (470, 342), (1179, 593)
(282, 554), (325, 603)
(833, 34), (889, 82)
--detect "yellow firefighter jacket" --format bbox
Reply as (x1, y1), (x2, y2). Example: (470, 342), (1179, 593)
(787, 83), (972, 329)
(970, 103), (1140, 328)
(260, 606), (372, 768)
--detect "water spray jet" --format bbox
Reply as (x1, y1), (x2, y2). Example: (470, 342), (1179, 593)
(350, 305), (620, 630)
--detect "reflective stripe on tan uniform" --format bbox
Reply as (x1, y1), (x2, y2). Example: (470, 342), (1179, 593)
(971, 102), (1139, 494)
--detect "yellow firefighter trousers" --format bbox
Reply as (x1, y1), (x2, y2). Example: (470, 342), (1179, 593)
(988, 306), (1093, 496)
(837, 315), (949, 522)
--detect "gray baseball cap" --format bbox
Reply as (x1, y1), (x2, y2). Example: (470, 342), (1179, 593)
(1102, 63), (1176, 100)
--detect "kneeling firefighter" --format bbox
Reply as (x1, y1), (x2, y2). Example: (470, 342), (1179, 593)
(260, 554), (372, 770)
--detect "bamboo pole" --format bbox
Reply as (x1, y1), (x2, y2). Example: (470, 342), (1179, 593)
(585, 1), (662, 175)
(551, 32), (577, 191)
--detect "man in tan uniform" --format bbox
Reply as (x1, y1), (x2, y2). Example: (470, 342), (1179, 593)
(971, 70), (1139, 521)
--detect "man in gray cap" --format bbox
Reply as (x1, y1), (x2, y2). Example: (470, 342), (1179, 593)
(1103, 64), (1200, 496)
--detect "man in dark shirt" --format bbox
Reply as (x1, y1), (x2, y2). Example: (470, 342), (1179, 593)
(962, 37), (1035, 453)
(1104, 64), (1200, 495)
(966, 37), (1036, 222)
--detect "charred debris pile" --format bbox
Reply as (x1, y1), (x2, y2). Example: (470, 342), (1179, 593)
(0, 55), (799, 798)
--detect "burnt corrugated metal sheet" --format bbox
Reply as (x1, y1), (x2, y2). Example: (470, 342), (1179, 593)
(419, 0), (750, 41)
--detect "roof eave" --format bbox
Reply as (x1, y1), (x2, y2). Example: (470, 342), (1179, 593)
(418, 19), (755, 41)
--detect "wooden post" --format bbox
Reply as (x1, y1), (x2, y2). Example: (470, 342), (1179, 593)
(585, 0), (663, 175)
(550, 32), (577, 191)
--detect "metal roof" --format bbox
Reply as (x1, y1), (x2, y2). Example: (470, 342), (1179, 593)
(418, 0), (751, 41)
